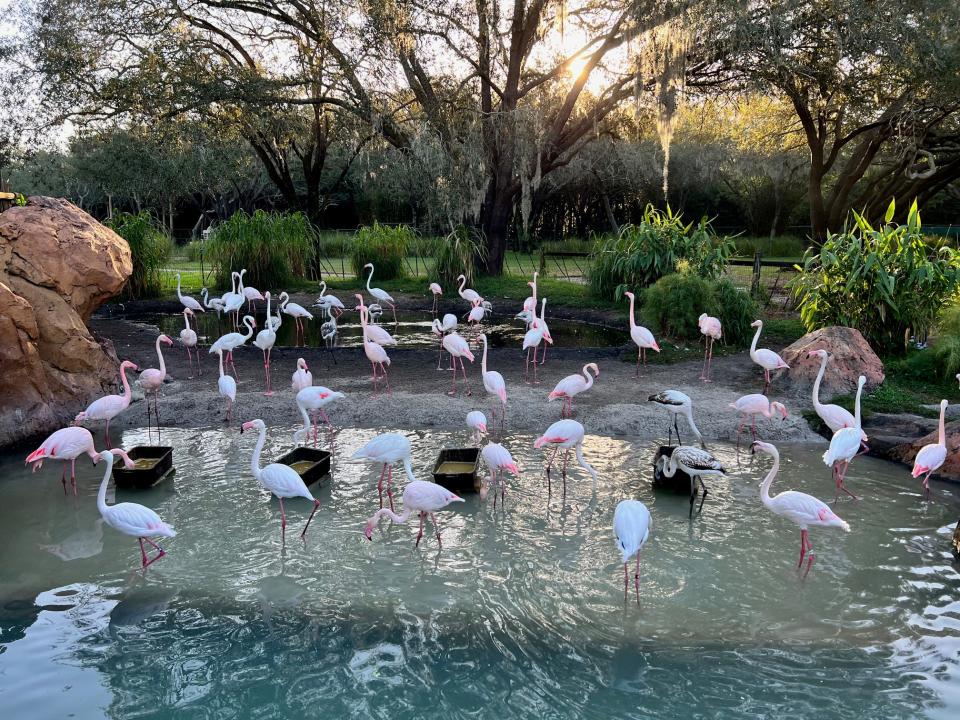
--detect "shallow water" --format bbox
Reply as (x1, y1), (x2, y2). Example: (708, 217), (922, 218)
(136, 309), (628, 350)
(1, 427), (959, 719)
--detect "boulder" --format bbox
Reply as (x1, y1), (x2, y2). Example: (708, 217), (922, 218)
(779, 326), (884, 399)
(0, 197), (131, 446)
(889, 421), (960, 482)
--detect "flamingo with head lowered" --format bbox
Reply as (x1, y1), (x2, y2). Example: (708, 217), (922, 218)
(215, 347), (237, 422)
(660, 446), (726, 517)
(698, 313), (721, 382)
(26, 426), (134, 495)
(429, 282), (442, 315)
(623, 291), (659, 375)
(179, 309), (199, 378)
(522, 319), (546, 384)
(534, 419), (597, 496)
(466, 411), (487, 444)
(432, 313), (458, 370)
(749, 320), (789, 394)
(614, 499), (651, 602)
(294, 386), (346, 446)
(364, 480), (464, 548)
(74, 359), (139, 448)
(349, 432), (416, 510)
(480, 442), (518, 507)
(647, 390), (705, 448)
(911, 399), (949, 497)
(549, 362), (599, 418)
(363, 263), (397, 325)
(442, 330), (474, 396)
(729, 394), (788, 451)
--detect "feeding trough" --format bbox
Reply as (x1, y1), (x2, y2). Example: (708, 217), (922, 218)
(651, 445), (693, 493)
(276, 446), (331, 487)
(952, 520), (960, 562)
(433, 448), (481, 494)
(113, 446), (174, 489)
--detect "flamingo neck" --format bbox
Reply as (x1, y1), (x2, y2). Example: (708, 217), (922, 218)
(581, 364), (594, 390)
(812, 354), (827, 411)
(120, 363), (133, 403)
(371, 505), (413, 527)
(319, 281), (326, 296)
(575, 444), (597, 485)
(853, 382), (863, 429)
(242, 319), (254, 340)
(218, 351), (225, 378)
(401, 455), (417, 483)
(230, 273), (237, 294)
(265, 294), (271, 319)
(481, 336), (488, 374)
(176, 274), (183, 297)
(155, 337), (167, 378)
(750, 323), (762, 355)
(540, 298), (546, 321)
(249, 425), (266, 483)
(938, 403), (946, 446)
(458, 275), (466, 295)
(627, 294), (637, 330)
(297, 400), (311, 439)
(237, 270), (245, 293)
(759, 449), (780, 507)
(366, 266), (375, 292)
(96, 453), (113, 515)
(684, 405), (704, 445)
(532, 273), (538, 302)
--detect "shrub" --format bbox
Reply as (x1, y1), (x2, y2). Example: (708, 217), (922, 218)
(350, 222), (415, 281)
(434, 225), (488, 287)
(588, 204), (734, 301)
(205, 210), (316, 290)
(732, 234), (806, 259)
(712, 278), (758, 346)
(792, 199), (960, 355)
(315, 230), (352, 258)
(184, 240), (205, 262)
(106, 212), (173, 299)
(933, 305), (960, 378)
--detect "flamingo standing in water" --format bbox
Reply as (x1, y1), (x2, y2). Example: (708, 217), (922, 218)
(442, 330), (474, 396)
(660, 446), (726, 517)
(465, 300), (486, 327)
(209, 315), (255, 378)
(279, 292), (313, 347)
(432, 313), (458, 370)
(96, 449), (176, 567)
(533, 419), (597, 496)
(480, 442), (518, 507)
(355, 296), (397, 346)
(253, 292), (277, 395)
(138, 334), (173, 442)
(201, 287), (227, 333)
(239, 269), (264, 316)
(314, 281), (346, 317)
(429, 282), (442, 315)
(614, 499), (651, 600)
(647, 390), (705, 447)
(549, 362), (599, 418)
(477, 333), (507, 435)
(176, 273), (204, 314)
(242, 419), (321, 543)
(823, 375), (866, 500)
(294, 386), (346, 446)
(729, 394), (788, 450)
(291, 358), (312, 393)
(363, 263), (397, 325)
(74, 360), (139, 448)
(456, 274), (481, 307)
(523, 272), (539, 313)
(320, 306), (338, 364)
(752, 441), (850, 578)
(911, 399), (949, 497)
(178, 309), (199, 378)
(522, 319), (546, 384)
(222, 271), (245, 329)
(624, 291), (659, 375)
(364, 480), (464, 547)
(808, 349), (868, 450)
(350, 433), (416, 510)
(466, 411), (487, 444)
(215, 348), (237, 422)
(536, 298), (554, 363)
(25, 426), (134, 494)
(698, 313), (721, 382)
(749, 319), (789, 393)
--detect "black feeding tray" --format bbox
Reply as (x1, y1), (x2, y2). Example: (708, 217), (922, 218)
(952, 520), (960, 562)
(652, 445), (695, 492)
(433, 448), (481, 494)
(113, 446), (174, 489)
(276, 446), (331, 487)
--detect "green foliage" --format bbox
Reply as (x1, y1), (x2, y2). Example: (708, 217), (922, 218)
(434, 225), (488, 286)
(350, 222), (415, 281)
(183, 240), (205, 262)
(105, 211), (173, 299)
(588, 205), (735, 300)
(316, 230), (352, 258)
(712, 278), (759, 345)
(932, 305), (960, 378)
(206, 210), (316, 290)
(642, 272), (758, 344)
(792, 199), (960, 355)
(732, 234), (806, 259)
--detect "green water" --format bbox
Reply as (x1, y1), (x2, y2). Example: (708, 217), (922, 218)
(1, 427), (958, 719)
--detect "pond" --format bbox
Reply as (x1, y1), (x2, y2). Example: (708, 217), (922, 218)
(1, 427), (958, 719)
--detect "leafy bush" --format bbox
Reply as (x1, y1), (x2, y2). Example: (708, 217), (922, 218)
(106, 211), (173, 299)
(589, 205), (735, 301)
(434, 225), (488, 286)
(732, 234), (806, 259)
(933, 305), (960, 378)
(350, 222), (415, 281)
(184, 240), (205, 262)
(642, 272), (758, 344)
(792, 199), (960, 356)
(206, 210), (315, 290)
(316, 230), (352, 258)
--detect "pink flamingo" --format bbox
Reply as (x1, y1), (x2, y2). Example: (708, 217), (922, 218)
(364, 263), (398, 326)
(74, 359), (139, 447)
(477, 333), (507, 434)
(364, 480), (464, 547)
(138, 334), (173, 442)
(522, 272), (538, 312)
(291, 358), (313, 393)
(533, 419), (597, 496)
(215, 347), (237, 422)
(209, 315), (255, 378)
(698, 313), (721, 382)
(253, 292), (277, 395)
(465, 299), (485, 326)
(537, 298), (554, 363)
(614, 499), (651, 601)
(429, 282), (442, 315)
(480, 442), (518, 507)
(294, 386), (346, 446)
(432, 314), (458, 370)
(442, 331), (474, 396)
(808, 349), (868, 449)
(823, 375), (866, 500)
(911, 399), (948, 496)
(242, 419), (321, 543)
(356, 297), (397, 345)
(729, 394), (788, 450)
(179, 309), (199, 378)
(624, 291), (660, 375)
(750, 320), (789, 393)
(548, 362), (599, 418)
(176, 273), (204, 313)
(467, 411), (487, 444)
(278, 292), (312, 346)
(96, 449), (176, 568)
(25, 426), (134, 495)
(456, 273), (481, 306)
(752, 441), (850, 578)
(362, 334), (392, 394)
(522, 319), (546, 384)
(349, 432), (416, 510)
(239, 269), (264, 315)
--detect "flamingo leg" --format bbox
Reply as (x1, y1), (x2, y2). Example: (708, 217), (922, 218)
(674, 416), (684, 446)
(763, 368), (770, 395)
(624, 562), (629, 597)
(706, 339), (714, 381)
(700, 341), (709, 381)
(300, 499), (321, 539)
(750, 415), (757, 439)
(387, 465), (395, 511)
(381, 362), (392, 395)
(437, 338), (445, 370)
(450, 356), (457, 396)
(60, 464), (68, 494)
(634, 553), (641, 604)
(532, 345), (539, 384)
(736, 420), (745, 452)
(139, 538), (149, 567)
(279, 497), (287, 544)
(635, 348), (641, 377)
(561, 450), (569, 497)
(377, 464), (387, 508)
(105, 418), (112, 450)
(642, 347), (647, 367)
(415, 511), (425, 547)
(389, 302), (397, 327)
(141, 537), (166, 567)
(837, 461), (858, 499)
(371, 361), (379, 391)
(697, 477), (709, 514)
(70, 458), (78, 496)
(540, 343), (547, 364)
(797, 529), (809, 568)
(688, 474), (697, 518)
(432, 512), (442, 546)
(461, 357), (471, 396)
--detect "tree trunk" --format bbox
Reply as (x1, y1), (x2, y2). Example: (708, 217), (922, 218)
(808, 168), (828, 244)
(482, 187), (513, 275)
(601, 193), (620, 234)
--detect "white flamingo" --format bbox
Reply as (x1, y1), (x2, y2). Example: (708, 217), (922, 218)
(291, 358), (312, 393)
(522, 318), (546, 384)
(749, 319), (789, 393)
(279, 292), (313, 347)
(294, 386), (346, 446)
(176, 273), (204, 313)
(480, 441), (518, 507)
(457, 273), (481, 306)
(537, 297), (554, 363)
(911, 399), (948, 496)
(355, 296), (397, 345)
(522, 272), (539, 312)
(349, 432), (416, 510)
(363, 480), (464, 548)
(74, 359), (139, 448)
(429, 282), (442, 314)
(614, 499), (651, 600)
(215, 348), (237, 422)
(822, 375), (866, 500)
(698, 313), (721, 382)
(253, 291), (277, 395)
(363, 334), (392, 394)
(314, 281), (345, 316)
(647, 390), (705, 447)
(363, 263), (397, 325)
(466, 410), (487, 444)
(808, 349), (868, 446)
(432, 313), (458, 370)
(548, 362), (599, 418)
(533, 419), (597, 496)
(660, 446), (726, 517)
(729, 394), (788, 450)
(624, 291), (659, 375)
(477, 333), (507, 434)
(178, 309), (199, 378)
(222, 271), (245, 329)
(442, 331), (474, 396)
(209, 315), (255, 377)
(239, 269), (264, 315)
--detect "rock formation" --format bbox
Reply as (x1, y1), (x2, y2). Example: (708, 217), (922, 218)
(0, 196), (131, 446)
(779, 326), (884, 399)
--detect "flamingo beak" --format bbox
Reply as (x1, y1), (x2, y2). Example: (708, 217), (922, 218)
(364, 525), (373, 541)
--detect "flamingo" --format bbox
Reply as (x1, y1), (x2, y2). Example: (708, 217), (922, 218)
(749, 319), (789, 393)
(822, 375), (866, 500)
(362, 334), (392, 394)
(457, 273), (482, 306)
(614, 499), (651, 600)
(515, 308), (535, 327)
(25, 426), (134, 495)
(294, 386), (346, 446)
(279, 292), (312, 346)
(74, 360), (139, 448)
(647, 390), (705, 447)
(363, 263), (397, 325)
(320, 306), (338, 364)
(911, 399), (948, 496)
(522, 319), (546, 384)
(367, 303), (384, 323)
(729, 394), (788, 450)
(480, 442), (518, 507)
(363, 480), (464, 547)
(466, 410), (487, 444)
(291, 358), (313, 393)
(623, 291), (660, 375)
(241, 419), (321, 543)
(660, 446), (727, 517)
(314, 281), (345, 317)
(201, 287), (227, 333)
(522, 271), (538, 312)
(355, 295), (397, 345)
(209, 315), (255, 378)
(176, 273), (204, 313)
(253, 291), (277, 395)
(465, 300), (486, 326)
(477, 333), (507, 434)
(698, 313), (721, 382)
(548, 362), (599, 418)
(808, 349), (868, 448)
(239, 269), (264, 315)
(432, 313), (458, 370)
(178, 309), (199, 378)
(222, 271), (245, 329)
(138, 334), (173, 442)
(215, 348), (237, 422)
(533, 419), (597, 496)
(429, 282), (442, 315)
(349, 432), (416, 510)
(537, 298), (554, 363)
(442, 331), (474, 396)
(752, 441), (850, 578)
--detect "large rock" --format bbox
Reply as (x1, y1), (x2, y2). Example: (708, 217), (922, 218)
(779, 326), (884, 399)
(890, 421), (960, 481)
(0, 197), (131, 446)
